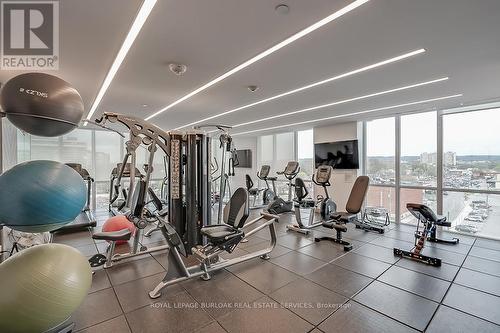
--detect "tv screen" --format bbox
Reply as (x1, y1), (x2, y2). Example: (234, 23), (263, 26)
(314, 140), (359, 169)
(234, 149), (252, 168)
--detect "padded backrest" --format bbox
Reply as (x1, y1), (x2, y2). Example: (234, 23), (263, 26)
(245, 174), (254, 190)
(407, 203), (437, 222)
(294, 178), (309, 201)
(130, 180), (147, 217)
(223, 187), (250, 229)
(346, 176), (370, 214)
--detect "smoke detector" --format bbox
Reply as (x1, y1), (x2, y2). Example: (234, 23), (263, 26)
(247, 85), (259, 92)
(169, 63), (187, 76)
(275, 4), (290, 14)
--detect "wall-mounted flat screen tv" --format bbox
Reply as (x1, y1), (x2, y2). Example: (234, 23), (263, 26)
(234, 149), (252, 168)
(314, 139), (359, 169)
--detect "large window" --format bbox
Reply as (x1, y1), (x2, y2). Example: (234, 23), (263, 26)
(257, 130), (314, 199)
(442, 108), (500, 237)
(400, 112), (437, 187)
(364, 106), (500, 239)
(366, 118), (395, 185)
(297, 129), (314, 179)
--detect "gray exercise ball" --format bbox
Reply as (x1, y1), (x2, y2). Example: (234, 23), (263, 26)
(0, 73), (84, 137)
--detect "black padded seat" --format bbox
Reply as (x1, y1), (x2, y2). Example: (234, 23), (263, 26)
(93, 229), (132, 241)
(201, 225), (243, 243)
(248, 188), (260, 195)
(295, 198), (315, 208)
(330, 212), (358, 223)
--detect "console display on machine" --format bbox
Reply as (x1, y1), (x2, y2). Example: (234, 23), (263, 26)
(315, 165), (332, 183)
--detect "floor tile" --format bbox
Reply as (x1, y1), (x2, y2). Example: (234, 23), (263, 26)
(89, 268), (111, 294)
(378, 266), (450, 302)
(370, 236), (414, 250)
(114, 272), (185, 313)
(426, 305), (500, 333)
(194, 321), (227, 333)
(469, 246), (500, 262)
(455, 268), (500, 296)
(354, 243), (400, 264)
(126, 291), (212, 333)
(76, 315), (130, 333)
(305, 264), (372, 298)
(184, 271), (264, 319)
(395, 257), (459, 281)
(474, 238), (500, 251)
(269, 278), (348, 325)
(354, 281), (438, 331)
(243, 242), (292, 258)
(442, 232), (475, 245)
(277, 233), (315, 250)
(237, 236), (268, 250)
(319, 301), (418, 333)
(227, 259), (300, 294)
(331, 253), (391, 278)
(462, 255), (500, 277)
(297, 241), (346, 262)
(443, 284), (500, 325)
(384, 229), (416, 243)
(420, 246), (466, 266)
(341, 229), (381, 243)
(270, 251), (326, 276)
(72, 288), (123, 331)
(217, 296), (313, 333)
(54, 230), (94, 247)
(106, 255), (165, 286)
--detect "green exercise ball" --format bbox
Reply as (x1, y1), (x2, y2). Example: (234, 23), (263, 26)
(0, 243), (92, 333)
(0, 160), (87, 232)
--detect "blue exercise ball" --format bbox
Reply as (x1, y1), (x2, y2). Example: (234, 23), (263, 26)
(0, 73), (84, 137)
(0, 243), (92, 333)
(0, 160), (86, 232)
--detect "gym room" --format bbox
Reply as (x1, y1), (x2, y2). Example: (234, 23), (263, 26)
(1, 0), (500, 332)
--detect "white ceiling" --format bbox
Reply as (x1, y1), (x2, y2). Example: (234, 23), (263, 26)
(2, 0), (500, 137)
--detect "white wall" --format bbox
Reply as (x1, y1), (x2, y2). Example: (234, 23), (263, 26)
(231, 136), (257, 191)
(313, 121), (363, 210)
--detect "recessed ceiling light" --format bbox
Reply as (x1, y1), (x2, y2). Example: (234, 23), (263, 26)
(145, 0), (371, 121)
(174, 48), (425, 130)
(275, 4), (290, 14)
(233, 94), (463, 135)
(85, 0), (157, 124)
(142, 104), (148, 107)
(232, 77), (448, 128)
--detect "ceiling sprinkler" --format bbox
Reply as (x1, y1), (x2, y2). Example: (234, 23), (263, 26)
(169, 63), (187, 76)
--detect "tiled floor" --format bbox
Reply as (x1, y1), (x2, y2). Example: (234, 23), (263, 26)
(55, 209), (500, 333)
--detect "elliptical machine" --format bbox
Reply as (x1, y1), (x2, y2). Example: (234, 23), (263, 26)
(246, 165), (277, 209)
(286, 165), (337, 234)
(268, 161), (300, 214)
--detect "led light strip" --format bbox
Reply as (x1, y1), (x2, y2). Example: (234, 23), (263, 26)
(145, 0), (372, 122)
(233, 94), (463, 136)
(85, 0), (158, 123)
(174, 48), (425, 130)
(232, 77), (448, 128)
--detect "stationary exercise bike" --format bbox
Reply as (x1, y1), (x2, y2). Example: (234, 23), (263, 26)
(286, 165), (337, 234)
(267, 161), (300, 214)
(246, 165), (277, 209)
(394, 203), (459, 267)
